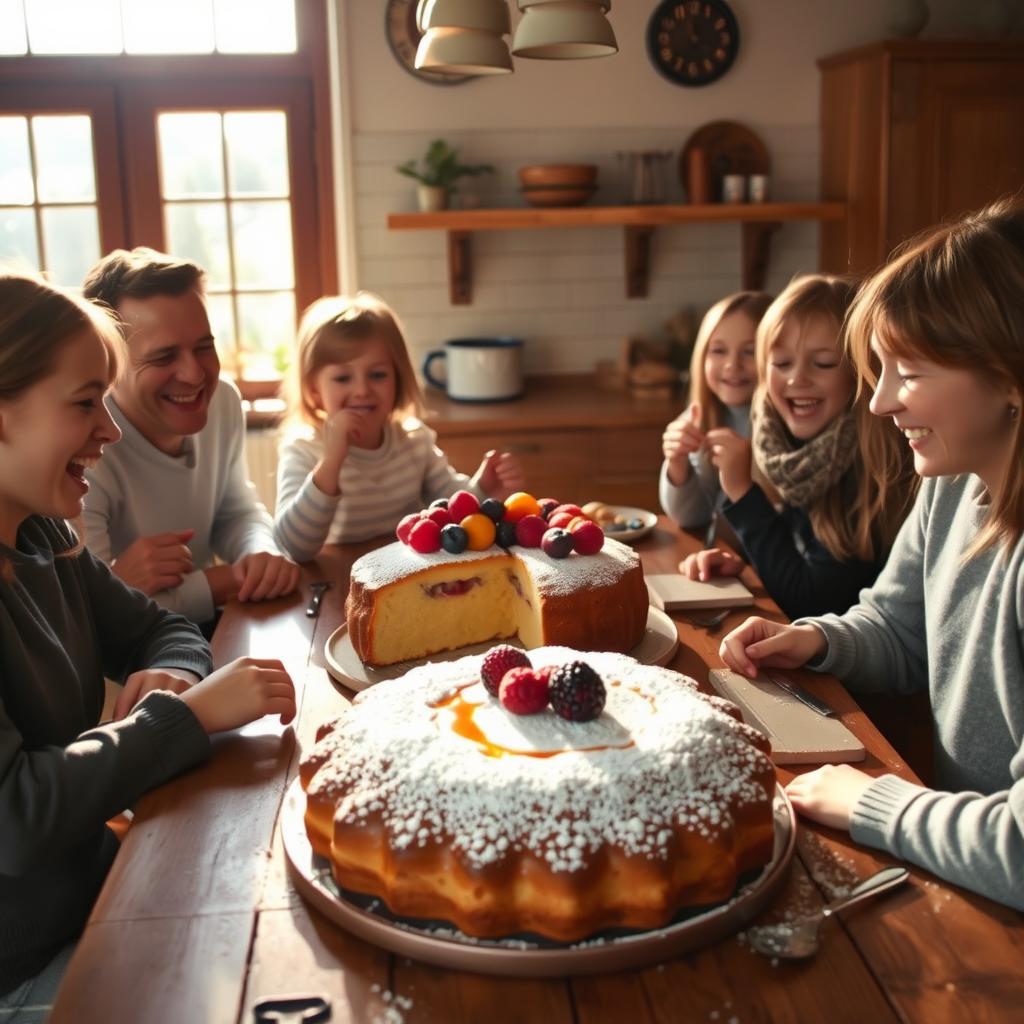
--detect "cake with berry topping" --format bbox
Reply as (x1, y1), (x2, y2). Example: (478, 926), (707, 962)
(345, 535), (647, 667)
(301, 647), (776, 942)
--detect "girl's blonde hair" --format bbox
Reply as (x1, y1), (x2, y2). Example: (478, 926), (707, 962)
(0, 271), (123, 574)
(287, 292), (424, 431)
(688, 291), (773, 431)
(845, 197), (1024, 558)
(756, 273), (916, 562)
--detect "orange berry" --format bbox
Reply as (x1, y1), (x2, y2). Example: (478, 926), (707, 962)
(502, 491), (541, 523)
(460, 512), (497, 551)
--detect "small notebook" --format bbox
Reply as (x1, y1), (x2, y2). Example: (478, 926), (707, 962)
(708, 669), (866, 765)
(645, 574), (755, 611)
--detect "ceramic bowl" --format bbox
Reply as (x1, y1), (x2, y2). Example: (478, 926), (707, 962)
(521, 185), (596, 207)
(518, 164), (598, 188)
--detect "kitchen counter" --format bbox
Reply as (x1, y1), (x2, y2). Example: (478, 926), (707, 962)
(423, 374), (686, 508)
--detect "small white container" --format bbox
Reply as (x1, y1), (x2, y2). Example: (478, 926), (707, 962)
(748, 174), (770, 203)
(721, 174), (746, 203)
(422, 337), (524, 402)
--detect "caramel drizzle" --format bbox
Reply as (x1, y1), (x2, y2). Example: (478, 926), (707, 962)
(433, 690), (635, 760)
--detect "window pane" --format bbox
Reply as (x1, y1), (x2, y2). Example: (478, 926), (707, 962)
(236, 291), (295, 377)
(158, 113), (225, 199)
(214, 0), (295, 53)
(40, 205), (100, 286)
(232, 201), (293, 288)
(205, 292), (238, 372)
(123, 0), (214, 54)
(0, 208), (40, 270)
(25, 0), (122, 54)
(32, 116), (96, 203)
(0, 118), (34, 204)
(225, 112), (289, 198)
(165, 201), (231, 287)
(0, 0), (28, 54)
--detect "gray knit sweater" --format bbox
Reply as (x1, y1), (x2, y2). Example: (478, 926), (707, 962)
(0, 518), (212, 993)
(800, 474), (1024, 910)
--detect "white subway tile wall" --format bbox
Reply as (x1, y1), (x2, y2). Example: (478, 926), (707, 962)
(351, 124), (820, 380)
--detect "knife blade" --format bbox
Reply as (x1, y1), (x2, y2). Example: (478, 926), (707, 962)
(764, 672), (836, 718)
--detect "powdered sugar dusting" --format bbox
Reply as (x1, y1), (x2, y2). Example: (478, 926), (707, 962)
(350, 537), (639, 596)
(304, 647), (773, 873)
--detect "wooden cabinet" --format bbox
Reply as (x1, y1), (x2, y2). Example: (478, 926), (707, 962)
(424, 376), (684, 509)
(819, 40), (1024, 276)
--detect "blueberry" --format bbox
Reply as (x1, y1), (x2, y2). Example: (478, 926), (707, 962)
(541, 527), (575, 559)
(629, 518), (643, 529)
(429, 497), (449, 510)
(440, 523), (468, 554)
(495, 520), (518, 548)
(480, 498), (506, 523)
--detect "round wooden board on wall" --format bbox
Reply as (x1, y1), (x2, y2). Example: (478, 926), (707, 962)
(679, 121), (770, 202)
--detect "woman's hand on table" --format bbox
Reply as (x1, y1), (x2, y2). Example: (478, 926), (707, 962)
(719, 617), (827, 677)
(112, 667), (200, 720)
(786, 765), (877, 831)
(181, 656), (296, 733)
(678, 547), (745, 581)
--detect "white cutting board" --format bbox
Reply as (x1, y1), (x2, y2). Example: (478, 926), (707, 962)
(708, 669), (866, 765)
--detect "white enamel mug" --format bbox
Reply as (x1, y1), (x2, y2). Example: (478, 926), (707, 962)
(422, 337), (524, 402)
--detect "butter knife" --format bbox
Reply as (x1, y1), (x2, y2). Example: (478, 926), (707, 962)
(764, 672), (836, 718)
(305, 580), (331, 619)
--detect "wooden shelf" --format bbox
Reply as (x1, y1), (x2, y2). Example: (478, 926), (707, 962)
(387, 202), (847, 303)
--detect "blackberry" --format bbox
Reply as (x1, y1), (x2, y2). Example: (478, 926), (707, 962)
(495, 520), (518, 548)
(549, 661), (606, 722)
(480, 497), (506, 523)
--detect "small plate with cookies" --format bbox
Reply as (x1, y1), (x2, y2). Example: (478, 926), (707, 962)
(583, 502), (658, 544)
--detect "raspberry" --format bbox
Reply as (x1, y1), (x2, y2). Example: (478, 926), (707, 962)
(515, 514), (547, 548)
(396, 512), (422, 545)
(499, 666), (549, 715)
(408, 518), (442, 553)
(480, 644), (531, 696)
(549, 661), (606, 722)
(570, 519), (604, 555)
(534, 664), (556, 687)
(426, 506), (453, 528)
(448, 490), (480, 522)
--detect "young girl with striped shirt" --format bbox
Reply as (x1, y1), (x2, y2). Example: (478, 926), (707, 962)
(273, 293), (524, 560)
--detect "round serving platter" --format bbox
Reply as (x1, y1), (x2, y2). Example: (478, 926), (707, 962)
(282, 779), (795, 977)
(324, 605), (679, 693)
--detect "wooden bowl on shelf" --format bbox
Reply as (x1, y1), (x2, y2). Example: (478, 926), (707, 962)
(521, 185), (597, 207)
(518, 164), (598, 189)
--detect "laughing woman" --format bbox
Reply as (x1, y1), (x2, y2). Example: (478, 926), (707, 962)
(719, 199), (1024, 910)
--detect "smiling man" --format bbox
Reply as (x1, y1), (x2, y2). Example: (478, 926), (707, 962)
(80, 248), (299, 630)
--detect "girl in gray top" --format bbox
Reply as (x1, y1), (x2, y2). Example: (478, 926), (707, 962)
(0, 274), (296, 1006)
(719, 199), (1024, 911)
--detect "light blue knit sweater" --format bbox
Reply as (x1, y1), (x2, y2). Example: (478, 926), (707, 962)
(800, 474), (1024, 911)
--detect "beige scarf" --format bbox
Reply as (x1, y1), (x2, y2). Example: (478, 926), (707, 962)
(751, 393), (858, 506)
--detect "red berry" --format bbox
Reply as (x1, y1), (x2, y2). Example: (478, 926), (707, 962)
(396, 512), (422, 545)
(426, 506), (453, 528)
(515, 514), (547, 548)
(535, 665), (556, 686)
(448, 490), (480, 522)
(570, 519), (605, 555)
(499, 666), (550, 715)
(548, 511), (575, 529)
(537, 498), (560, 520)
(480, 644), (531, 696)
(408, 518), (442, 553)
(554, 503), (584, 519)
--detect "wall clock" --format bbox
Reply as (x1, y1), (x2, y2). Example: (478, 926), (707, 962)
(385, 0), (476, 86)
(646, 0), (740, 87)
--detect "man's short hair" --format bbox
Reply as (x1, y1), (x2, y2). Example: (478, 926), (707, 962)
(82, 247), (205, 312)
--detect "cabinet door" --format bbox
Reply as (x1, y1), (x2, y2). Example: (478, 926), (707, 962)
(889, 59), (1024, 254)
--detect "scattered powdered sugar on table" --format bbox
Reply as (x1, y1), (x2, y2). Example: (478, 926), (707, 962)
(798, 831), (858, 900)
(369, 984), (413, 1024)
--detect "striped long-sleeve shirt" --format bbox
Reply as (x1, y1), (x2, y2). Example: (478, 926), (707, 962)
(273, 418), (483, 560)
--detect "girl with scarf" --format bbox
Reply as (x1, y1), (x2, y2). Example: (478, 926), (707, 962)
(719, 199), (1024, 911)
(679, 274), (915, 619)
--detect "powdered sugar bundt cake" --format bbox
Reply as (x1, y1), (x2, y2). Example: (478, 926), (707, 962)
(301, 647), (775, 942)
(346, 537), (647, 667)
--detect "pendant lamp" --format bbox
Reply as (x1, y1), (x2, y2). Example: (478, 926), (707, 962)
(512, 0), (617, 60)
(415, 0), (513, 75)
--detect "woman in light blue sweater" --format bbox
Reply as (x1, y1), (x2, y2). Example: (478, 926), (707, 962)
(719, 199), (1024, 911)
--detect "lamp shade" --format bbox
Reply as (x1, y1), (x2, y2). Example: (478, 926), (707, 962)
(420, 0), (511, 34)
(416, 26), (514, 75)
(512, 1), (617, 60)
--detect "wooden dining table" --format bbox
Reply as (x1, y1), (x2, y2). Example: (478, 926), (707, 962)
(51, 519), (1024, 1023)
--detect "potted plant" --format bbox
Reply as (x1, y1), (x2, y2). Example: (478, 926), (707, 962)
(396, 138), (495, 212)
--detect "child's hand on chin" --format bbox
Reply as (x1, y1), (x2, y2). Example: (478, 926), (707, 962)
(705, 427), (753, 501)
(474, 449), (525, 501)
(786, 765), (876, 831)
